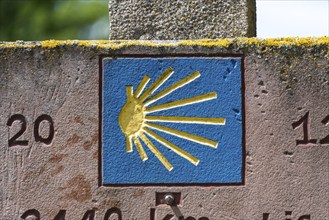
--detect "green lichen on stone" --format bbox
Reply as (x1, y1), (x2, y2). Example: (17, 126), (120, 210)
(0, 37), (328, 51)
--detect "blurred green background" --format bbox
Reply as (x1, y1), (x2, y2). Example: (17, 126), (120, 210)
(0, 0), (109, 41)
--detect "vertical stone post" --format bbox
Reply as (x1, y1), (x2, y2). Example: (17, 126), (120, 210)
(109, 0), (256, 40)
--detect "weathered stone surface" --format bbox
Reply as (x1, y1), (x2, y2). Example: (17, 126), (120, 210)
(0, 38), (328, 219)
(108, 0), (256, 40)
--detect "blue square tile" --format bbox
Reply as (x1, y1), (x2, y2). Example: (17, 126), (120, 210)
(102, 57), (244, 185)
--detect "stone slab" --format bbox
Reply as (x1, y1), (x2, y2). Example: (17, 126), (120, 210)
(108, 0), (256, 40)
(0, 38), (328, 219)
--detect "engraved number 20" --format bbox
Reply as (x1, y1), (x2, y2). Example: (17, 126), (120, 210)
(6, 114), (54, 147)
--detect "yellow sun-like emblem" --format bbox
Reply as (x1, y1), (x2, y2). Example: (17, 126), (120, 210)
(118, 67), (226, 171)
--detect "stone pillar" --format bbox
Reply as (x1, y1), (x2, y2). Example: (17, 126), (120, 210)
(109, 0), (256, 40)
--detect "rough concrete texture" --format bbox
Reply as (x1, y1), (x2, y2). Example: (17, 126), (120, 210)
(0, 38), (328, 219)
(108, 0), (256, 40)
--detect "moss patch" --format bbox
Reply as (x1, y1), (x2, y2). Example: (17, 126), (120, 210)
(0, 37), (328, 50)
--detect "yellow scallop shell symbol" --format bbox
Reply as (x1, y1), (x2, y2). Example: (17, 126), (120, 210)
(118, 67), (226, 171)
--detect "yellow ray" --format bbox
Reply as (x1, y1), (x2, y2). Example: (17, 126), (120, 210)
(126, 86), (133, 97)
(134, 75), (150, 98)
(143, 127), (199, 166)
(145, 116), (226, 125)
(144, 71), (201, 106)
(145, 122), (218, 148)
(145, 92), (217, 113)
(132, 136), (148, 161)
(125, 136), (133, 152)
(139, 133), (173, 171)
(138, 67), (174, 102)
